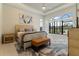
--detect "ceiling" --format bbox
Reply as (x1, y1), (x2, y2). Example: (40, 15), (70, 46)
(24, 3), (66, 13)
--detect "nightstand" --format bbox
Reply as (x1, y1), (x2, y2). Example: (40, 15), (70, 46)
(2, 33), (15, 44)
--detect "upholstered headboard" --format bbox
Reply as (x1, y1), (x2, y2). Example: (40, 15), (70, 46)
(15, 24), (33, 38)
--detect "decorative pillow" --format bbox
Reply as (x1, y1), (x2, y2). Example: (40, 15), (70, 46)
(24, 29), (27, 32)
(24, 28), (33, 32)
(19, 28), (25, 32)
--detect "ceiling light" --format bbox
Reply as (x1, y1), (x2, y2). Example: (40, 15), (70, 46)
(42, 3), (46, 10)
(42, 6), (46, 10)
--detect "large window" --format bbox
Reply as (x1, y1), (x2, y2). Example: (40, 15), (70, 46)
(49, 13), (76, 34)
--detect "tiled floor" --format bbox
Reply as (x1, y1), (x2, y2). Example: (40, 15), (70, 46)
(0, 42), (18, 56)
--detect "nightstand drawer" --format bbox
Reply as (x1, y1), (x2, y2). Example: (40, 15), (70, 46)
(2, 33), (15, 44)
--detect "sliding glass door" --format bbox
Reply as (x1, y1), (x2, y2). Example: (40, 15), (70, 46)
(49, 20), (62, 34)
(49, 22), (54, 33)
(49, 20), (75, 35)
(55, 21), (62, 34)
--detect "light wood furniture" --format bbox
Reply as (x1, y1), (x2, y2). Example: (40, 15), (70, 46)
(68, 28), (79, 56)
(2, 33), (15, 44)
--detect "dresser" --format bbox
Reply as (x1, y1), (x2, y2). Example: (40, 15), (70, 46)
(68, 28), (79, 56)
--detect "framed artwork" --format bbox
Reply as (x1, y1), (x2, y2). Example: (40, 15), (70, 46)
(19, 13), (32, 24)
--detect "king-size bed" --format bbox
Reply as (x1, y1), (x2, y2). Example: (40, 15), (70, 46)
(15, 24), (48, 50)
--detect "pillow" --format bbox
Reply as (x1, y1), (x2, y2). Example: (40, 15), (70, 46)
(24, 28), (33, 32)
(24, 29), (29, 32)
(19, 28), (25, 32)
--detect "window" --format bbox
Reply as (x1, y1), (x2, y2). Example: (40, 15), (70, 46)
(49, 13), (75, 34)
(40, 19), (43, 31)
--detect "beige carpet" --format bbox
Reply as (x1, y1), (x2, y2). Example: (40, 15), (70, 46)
(0, 42), (18, 56)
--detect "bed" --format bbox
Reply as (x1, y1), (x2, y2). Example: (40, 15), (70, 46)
(15, 24), (47, 50)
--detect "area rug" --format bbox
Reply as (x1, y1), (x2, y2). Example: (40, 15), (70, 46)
(15, 43), (68, 56)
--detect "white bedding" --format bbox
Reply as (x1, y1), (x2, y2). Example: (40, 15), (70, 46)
(16, 31), (47, 50)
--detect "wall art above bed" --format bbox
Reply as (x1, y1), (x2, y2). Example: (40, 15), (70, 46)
(19, 13), (32, 24)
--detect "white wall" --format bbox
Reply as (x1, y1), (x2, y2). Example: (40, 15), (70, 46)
(2, 4), (43, 33)
(44, 5), (76, 33)
(0, 4), (2, 41)
(2, 4), (77, 34)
